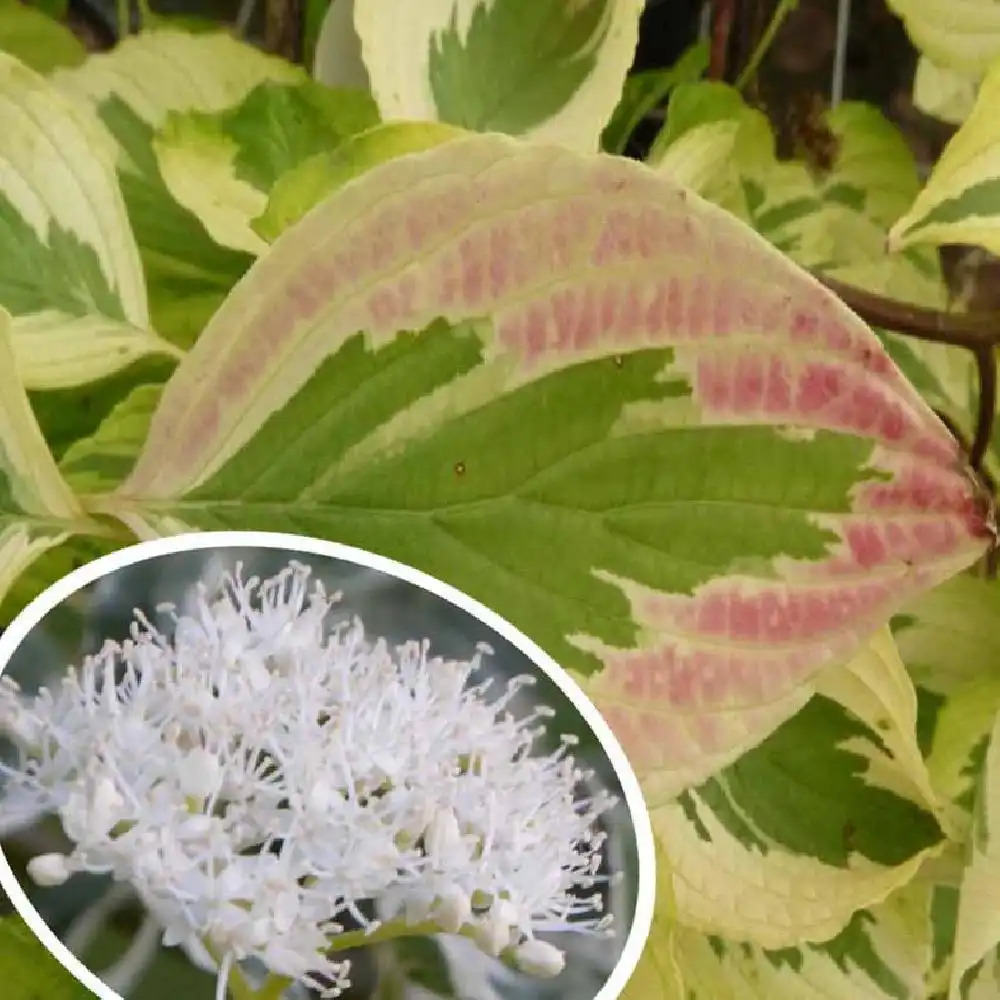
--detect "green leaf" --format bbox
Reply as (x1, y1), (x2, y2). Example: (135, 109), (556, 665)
(154, 80), (380, 254)
(51, 29), (302, 347)
(0, 533), (117, 625)
(889, 57), (1000, 258)
(254, 121), (467, 243)
(0, 306), (93, 607)
(0, 52), (169, 393)
(28, 0), (68, 17)
(0, 0), (85, 73)
(656, 631), (944, 944)
(60, 383), (163, 493)
(354, 0), (644, 150)
(892, 575), (1000, 837)
(601, 40), (709, 155)
(391, 937), (459, 997)
(0, 914), (93, 999)
(947, 711), (1000, 999)
(99, 135), (989, 799)
(671, 883), (936, 1000)
(429, 0), (611, 131)
(29, 354), (176, 461)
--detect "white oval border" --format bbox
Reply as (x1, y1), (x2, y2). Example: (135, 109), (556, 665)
(0, 530), (655, 1000)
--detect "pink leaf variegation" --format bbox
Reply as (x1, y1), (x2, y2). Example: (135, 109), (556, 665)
(102, 133), (992, 795)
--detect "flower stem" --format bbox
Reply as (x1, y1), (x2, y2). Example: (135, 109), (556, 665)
(115, 0), (130, 37)
(735, 0), (798, 92)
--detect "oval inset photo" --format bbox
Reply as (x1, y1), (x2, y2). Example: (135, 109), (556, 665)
(0, 532), (654, 1000)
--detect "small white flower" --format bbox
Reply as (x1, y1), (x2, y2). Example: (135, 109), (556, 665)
(0, 561), (617, 998)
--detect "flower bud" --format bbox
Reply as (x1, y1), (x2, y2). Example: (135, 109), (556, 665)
(514, 938), (565, 978)
(178, 747), (222, 801)
(433, 884), (471, 934)
(27, 852), (73, 887)
(424, 807), (463, 859)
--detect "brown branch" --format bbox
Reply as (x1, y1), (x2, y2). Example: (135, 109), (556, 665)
(818, 274), (1000, 351)
(708, 0), (739, 79)
(973, 346), (997, 472)
(816, 273), (1000, 478)
(263, 0), (303, 62)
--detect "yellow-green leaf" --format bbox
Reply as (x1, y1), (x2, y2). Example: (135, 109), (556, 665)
(889, 58), (1000, 258)
(10, 311), (181, 390)
(914, 56), (980, 124)
(0, 52), (148, 330)
(948, 711), (1000, 998)
(0, 0), (85, 73)
(654, 631), (944, 945)
(0, 306), (90, 604)
(254, 120), (467, 243)
(885, 0), (1000, 77)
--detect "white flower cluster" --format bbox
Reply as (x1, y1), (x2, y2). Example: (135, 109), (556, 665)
(0, 562), (616, 999)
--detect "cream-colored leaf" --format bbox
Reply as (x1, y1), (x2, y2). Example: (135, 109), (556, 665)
(354, 0), (644, 151)
(673, 882), (934, 1000)
(886, 0), (1000, 77)
(154, 116), (269, 255)
(51, 28), (303, 127)
(0, 52), (147, 327)
(914, 56), (980, 125)
(889, 58), (1000, 257)
(313, 0), (371, 91)
(10, 311), (182, 390)
(815, 627), (943, 828)
(0, 308), (87, 605)
(949, 711), (1000, 998)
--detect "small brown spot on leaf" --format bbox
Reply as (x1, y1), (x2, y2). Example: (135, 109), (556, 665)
(454, 461), (466, 476)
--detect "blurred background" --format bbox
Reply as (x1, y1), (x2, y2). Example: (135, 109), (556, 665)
(0, 544), (642, 1000)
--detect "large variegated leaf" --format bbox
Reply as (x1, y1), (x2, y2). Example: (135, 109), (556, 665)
(653, 631), (945, 943)
(619, 841), (684, 1000)
(153, 80), (379, 254)
(51, 30), (302, 347)
(889, 58), (1000, 258)
(0, 307), (90, 606)
(353, 0), (644, 151)
(894, 576), (1000, 837)
(0, 53), (181, 389)
(670, 883), (935, 1000)
(948, 712), (1000, 999)
(98, 134), (990, 795)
